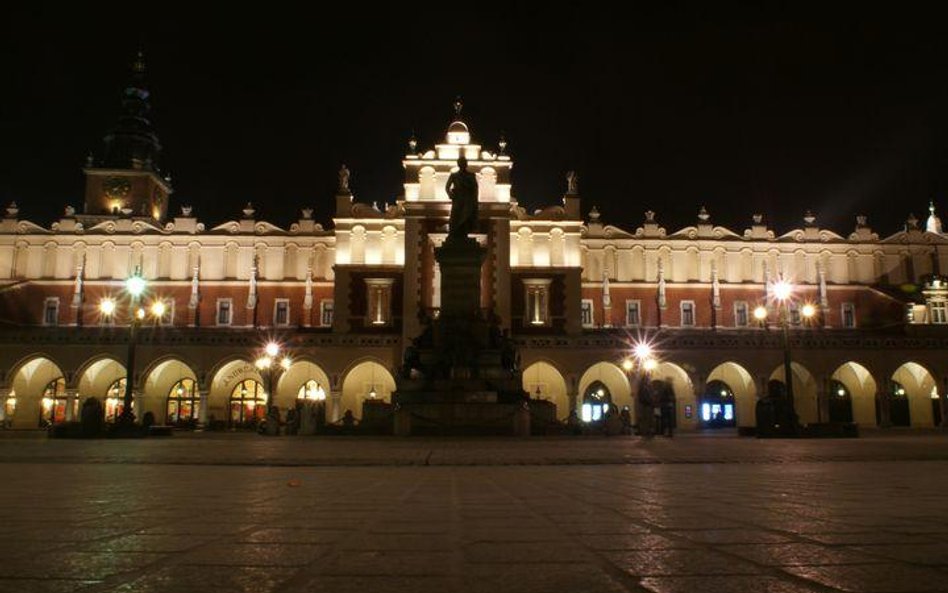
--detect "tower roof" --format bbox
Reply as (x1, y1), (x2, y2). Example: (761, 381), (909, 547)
(96, 50), (163, 172)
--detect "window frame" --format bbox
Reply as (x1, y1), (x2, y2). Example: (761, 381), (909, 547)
(733, 301), (749, 328)
(216, 298), (233, 327)
(841, 302), (856, 328)
(42, 297), (60, 326)
(580, 298), (595, 328)
(273, 298), (291, 327)
(320, 299), (334, 327)
(680, 300), (696, 327)
(625, 299), (641, 327)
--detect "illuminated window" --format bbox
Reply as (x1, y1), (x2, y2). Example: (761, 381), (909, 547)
(734, 301), (749, 327)
(680, 301), (695, 327)
(930, 301), (947, 324)
(581, 381), (611, 423)
(523, 278), (553, 327)
(105, 378), (128, 423)
(229, 379), (266, 427)
(216, 298), (233, 326)
(167, 378), (199, 425)
(365, 278), (395, 326)
(297, 380), (326, 401)
(625, 300), (641, 327)
(320, 300), (334, 327)
(274, 299), (290, 327)
(43, 297), (60, 326)
(39, 377), (71, 426)
(580, 299), (594, 328)
(841, 302), (856, 328)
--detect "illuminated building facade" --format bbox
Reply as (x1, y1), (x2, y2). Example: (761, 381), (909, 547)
(1, 63), (947, 432)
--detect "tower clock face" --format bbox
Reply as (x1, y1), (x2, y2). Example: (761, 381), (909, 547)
(103, 176), (132, 200)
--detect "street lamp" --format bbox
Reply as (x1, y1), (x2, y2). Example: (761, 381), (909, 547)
(119, 269), (147, 426)
(255, 341), (291, 421)
(771, 280), (816, 429)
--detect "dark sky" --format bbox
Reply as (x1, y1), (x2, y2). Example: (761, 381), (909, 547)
(2, 5), (947, 236)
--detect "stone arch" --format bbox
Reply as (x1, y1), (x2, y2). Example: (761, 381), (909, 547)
(522, 361), (570, 421)
(276, 359), (332, 411)
(207, 358), (262, 426)
(705, 361), (758, 429)
(339, 360), (395, 421)
(891, 362), (938, 427)
(5, 355), (67, 428)
(419, 166), (436, 200)
(651, 361), (695, 430)
(578, 362), (632, 420)
(75, 356), (128, 419)
(769, 361), (819, 425)
(141, 357), (199, 424)
(830, 361), (877, 426)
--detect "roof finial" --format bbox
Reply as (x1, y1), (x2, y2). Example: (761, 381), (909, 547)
(453, 96), (463, 118)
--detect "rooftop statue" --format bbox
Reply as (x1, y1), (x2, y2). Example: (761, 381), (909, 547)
(446, 156), (478, 238)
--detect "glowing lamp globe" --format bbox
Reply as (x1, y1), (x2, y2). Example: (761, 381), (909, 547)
(125, 275), (146, 297)
(772, 280), (792, 301)
(265, 342), (280, 357)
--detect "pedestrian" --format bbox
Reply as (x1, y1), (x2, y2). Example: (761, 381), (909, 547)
(620, 406), (632, 435)
(636, 375), (654, 438)
(661, 385), (676, 438)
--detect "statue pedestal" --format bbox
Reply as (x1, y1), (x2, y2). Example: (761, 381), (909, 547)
(393, 234), (534, 436)
(435, 235), (485, 320)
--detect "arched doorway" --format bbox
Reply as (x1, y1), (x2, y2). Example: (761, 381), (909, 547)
(105, 378), (127, 422)
(207, 359), (264, 429)
(522, 361), (569, 420)
(276, 360), (332, 410)
(581, 380), (612, 422)
(77, 357), (127, 420)
(230, 378), (266, 428)
(890, 362), (938, 427)
(167, 378), (200, 426)
(578, 362), (632, 423)
(830, 362), (877, 426)
(649, 361), (694, 432)
(141, 358), (200, 426)
(769, 362), (818, 425)
(700, 380), (736, 428)
(340, 361), (395, 421)
(7, 356), (68, 428)
(828, 380), (853, 423)
(705, 362), (756, 429)
(40, 377), (71, 426)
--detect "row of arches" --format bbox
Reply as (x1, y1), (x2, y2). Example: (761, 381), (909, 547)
(522, 359), (943, 429)
(1, 355), (397, 429)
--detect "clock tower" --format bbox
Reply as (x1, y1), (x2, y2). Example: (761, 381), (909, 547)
(81, 50), (172, 223)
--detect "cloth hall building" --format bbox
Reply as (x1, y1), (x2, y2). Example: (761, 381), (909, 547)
(1, 63), (947, 432)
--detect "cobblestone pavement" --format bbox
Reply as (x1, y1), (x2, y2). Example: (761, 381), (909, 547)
(0, 432), (946, 592)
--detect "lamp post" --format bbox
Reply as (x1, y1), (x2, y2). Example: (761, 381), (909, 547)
(768, 280), (816, 428)
(118, 270), (147, 426)
(254, 341), (291, 425)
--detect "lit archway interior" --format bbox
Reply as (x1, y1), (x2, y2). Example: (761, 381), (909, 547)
(830, 362), (877, 426)
(578, 362), (631, 421)
(142, 358), (199, 425)
(522, 361), (569, 420)
(892, 362), (938, 427)
(769, 361), (818, 425)
(77, 357), (127, 414)
(276, 360), (331, 411)
(208, 359), (262, 425)
(6, 356), (66, 428)
(650, 361), (695, 430)
(706, 361), (757, 429)
(339, 361), (395, 421)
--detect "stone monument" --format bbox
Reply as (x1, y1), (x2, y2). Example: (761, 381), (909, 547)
(392, 157), (537, 435)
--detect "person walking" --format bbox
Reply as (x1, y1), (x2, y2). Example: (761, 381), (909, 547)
(661, 384), (676, 438)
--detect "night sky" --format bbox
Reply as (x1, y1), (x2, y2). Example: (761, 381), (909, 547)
(2, 5), (947, 236)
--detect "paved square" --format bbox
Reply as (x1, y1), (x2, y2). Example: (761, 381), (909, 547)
(0, 432), (946, 592)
